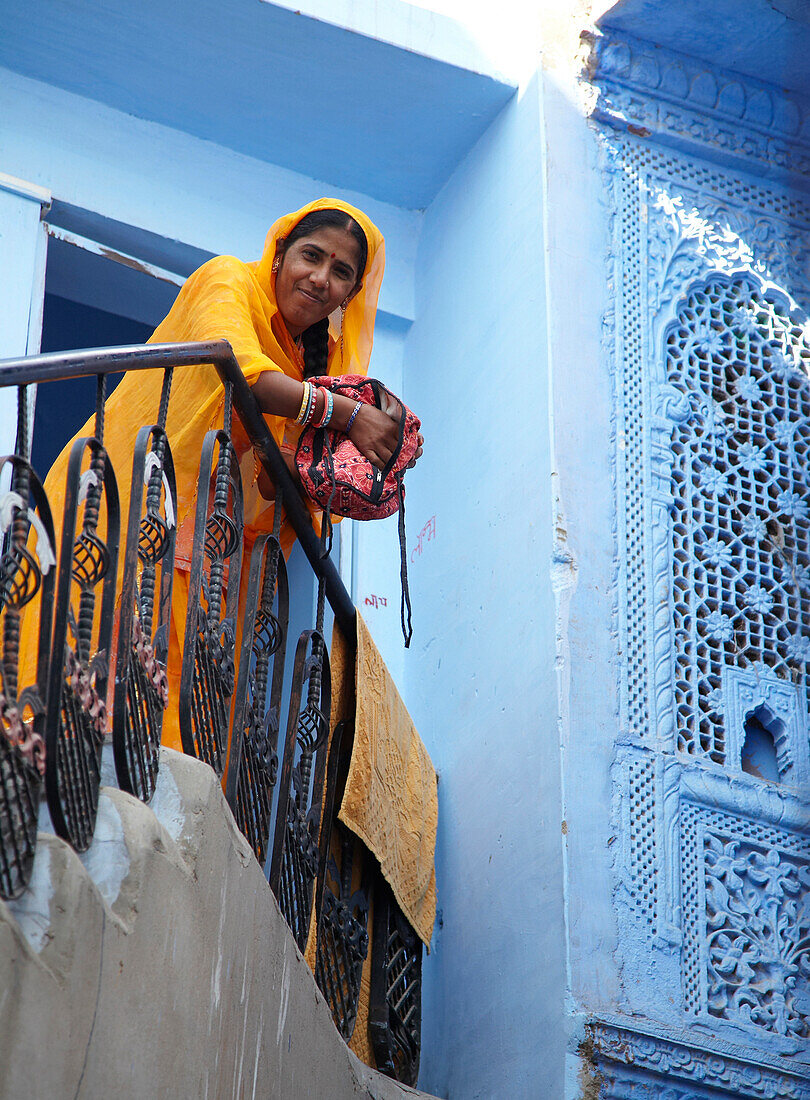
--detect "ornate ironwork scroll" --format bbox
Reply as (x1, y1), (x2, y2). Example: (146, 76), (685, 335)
(369, 877), (423, 1088)
(314, 726), (370, 1043)
(269, 579), (332, 951)
(0, 386), (56, 898)
(45, 377), (119, 852)
(179, 384), (243, 776)
(112, 368), (177, 802)
(225, 498), (288, 866)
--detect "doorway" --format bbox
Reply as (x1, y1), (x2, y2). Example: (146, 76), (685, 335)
(31, 232), (181, 478)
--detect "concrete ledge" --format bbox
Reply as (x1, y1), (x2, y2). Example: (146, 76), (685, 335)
(0, 748), (437, 1100)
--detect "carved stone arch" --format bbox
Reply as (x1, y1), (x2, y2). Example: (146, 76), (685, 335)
(650, 265), (810, 770)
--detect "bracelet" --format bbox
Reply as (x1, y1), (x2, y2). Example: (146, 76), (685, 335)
(346, 400), (363, 432)
(308, 386), (323, 428)
(295, 381), (312, 425)
(313, 387), (333, 429)
(302, 382), (317, 426)
(322, 390), (335, 428)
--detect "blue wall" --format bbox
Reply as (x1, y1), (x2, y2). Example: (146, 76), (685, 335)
(400, 75), (566, 1099)
(0, 11), (569, 1095)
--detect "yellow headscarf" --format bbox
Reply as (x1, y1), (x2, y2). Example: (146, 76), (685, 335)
(40, 196), (385, 559)
(144, 196), (386, 542)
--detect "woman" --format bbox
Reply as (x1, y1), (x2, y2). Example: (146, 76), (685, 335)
(23, 198), (421, 753)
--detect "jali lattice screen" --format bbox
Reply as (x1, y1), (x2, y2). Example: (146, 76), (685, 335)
(665, 273), (810, 767)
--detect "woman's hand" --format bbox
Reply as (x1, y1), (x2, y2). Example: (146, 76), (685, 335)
(256, 449), (300, 500)
(409, 432), (424, 469)
(348, 396), (424, 470)
(348, 403), (403, 468)
(380, 393), (423, 469)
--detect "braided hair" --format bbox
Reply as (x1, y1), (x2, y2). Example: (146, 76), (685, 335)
(280, 210), (368, 380)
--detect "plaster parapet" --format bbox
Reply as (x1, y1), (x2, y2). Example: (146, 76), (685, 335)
(0, 748), (436, 1100)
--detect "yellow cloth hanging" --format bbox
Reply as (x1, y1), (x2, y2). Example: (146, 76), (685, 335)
(19, 199), (385, 754)
(303, 613), (436, 1067)
(333, 613), (437, 949)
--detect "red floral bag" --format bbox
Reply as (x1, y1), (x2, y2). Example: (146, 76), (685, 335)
(295, 375), (420, 645)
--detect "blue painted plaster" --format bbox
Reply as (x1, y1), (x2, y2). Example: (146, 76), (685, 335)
(0, 67), (420, 324)
(0, 0), (515, 210)
(398, 75), (566, 1099)
(602, 0), (810, 98)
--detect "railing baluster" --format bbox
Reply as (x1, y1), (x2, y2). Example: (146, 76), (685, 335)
(178, 381), (243, 776)
(369, 876), (423, 1087)
(112, 367), (177, 802)
(268, 576), (332, 950)
(44, 374), (120, 853)
(226, 495), (289, 866)
(0, 385), (55, 898)
(313, 721), (371, 1041)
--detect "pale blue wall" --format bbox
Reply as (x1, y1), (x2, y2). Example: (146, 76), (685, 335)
(0, 12), (570, 1097)
(0, 67), (420, 327)
(399, 76), (566, 1099)
(540, 67), (621, 1033)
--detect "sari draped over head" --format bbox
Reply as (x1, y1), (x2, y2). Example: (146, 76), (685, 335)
(20, 198), (386, 752)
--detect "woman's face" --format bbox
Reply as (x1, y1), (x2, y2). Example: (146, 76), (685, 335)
(275, 225), (362, 338)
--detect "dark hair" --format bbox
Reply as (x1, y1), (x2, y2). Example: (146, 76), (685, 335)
(281, 209), (368, 380)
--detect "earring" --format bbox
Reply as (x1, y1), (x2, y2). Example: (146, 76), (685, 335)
(340, 300), (348, 369)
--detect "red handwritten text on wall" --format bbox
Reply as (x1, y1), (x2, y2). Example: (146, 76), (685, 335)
(411, 515), (436, 563)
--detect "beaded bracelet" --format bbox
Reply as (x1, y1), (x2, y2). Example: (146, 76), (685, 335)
(307, 385), (324, 427)
(295, 381), (312, 425)
(303, 382), (317, 426)
(307, 386), (322, 428)
(345, 400), (363, 433)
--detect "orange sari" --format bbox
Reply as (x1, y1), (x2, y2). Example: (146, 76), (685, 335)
(20, 199), (385, 752)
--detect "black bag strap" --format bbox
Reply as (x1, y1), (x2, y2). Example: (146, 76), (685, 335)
(315, 378), (414, 646)
(368, 385), (407, 505)
(370, 387), (412, 645)
(319, 430), (337, 559)
(396, 473), (412, 648)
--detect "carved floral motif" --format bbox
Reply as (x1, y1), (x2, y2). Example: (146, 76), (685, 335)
(704, 835), (810, 1038)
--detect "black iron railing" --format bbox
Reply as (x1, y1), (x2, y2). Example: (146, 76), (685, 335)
(0, 341), (421, 1087)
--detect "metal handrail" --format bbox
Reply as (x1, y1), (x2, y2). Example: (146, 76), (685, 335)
(0, 339), (422, 1077)
(0, 340), (358, 643)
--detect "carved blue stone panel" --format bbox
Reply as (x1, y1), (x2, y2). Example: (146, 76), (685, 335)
(664, 272), (810, 771)
(681, 802), (810, 1040)
(591, 25), (810, 1090)
(588, 1019), (810, 1099)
